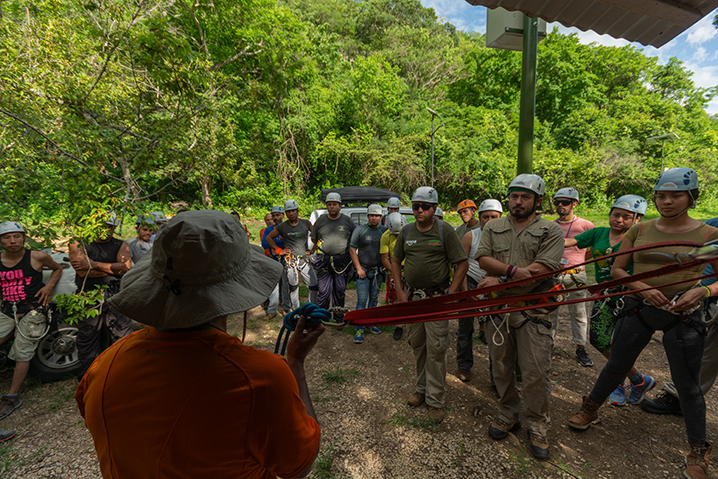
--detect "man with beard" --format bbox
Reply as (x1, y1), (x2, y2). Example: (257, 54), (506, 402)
(549, 188), (595, 367)
(476, 174), (563, 460)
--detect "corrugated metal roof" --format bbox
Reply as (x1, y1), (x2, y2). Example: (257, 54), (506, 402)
(465, 0), (718, 47)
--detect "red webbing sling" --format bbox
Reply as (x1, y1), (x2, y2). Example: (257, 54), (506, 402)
(345, 241), (718, 327)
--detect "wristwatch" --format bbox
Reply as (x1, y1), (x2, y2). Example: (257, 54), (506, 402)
(499, 275), (508, 284)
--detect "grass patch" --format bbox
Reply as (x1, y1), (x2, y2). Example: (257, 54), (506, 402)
(453, 442), (465, 467)
(503, 445), (536, 475)
(322, 366), (358, 384)
(49, 385), (75, 412)
(311, 395), (338, 404)
(313, 440), (338, 479)
(389, 412), (439, 431)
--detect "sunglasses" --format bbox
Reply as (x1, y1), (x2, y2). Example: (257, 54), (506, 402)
(412, 203), (434, 211)
(554, 200), (573, 207)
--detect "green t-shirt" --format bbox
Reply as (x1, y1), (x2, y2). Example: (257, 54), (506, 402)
(455, 221), (480, 242)
(574, 227), (633, 284)
(393, 219), (467, 289)
(310, 213), (355, 255)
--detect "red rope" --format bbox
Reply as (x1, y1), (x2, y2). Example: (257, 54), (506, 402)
(345, 240), (717, 327)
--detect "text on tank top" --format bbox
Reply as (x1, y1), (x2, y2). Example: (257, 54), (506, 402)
(0, 249), (45, 313)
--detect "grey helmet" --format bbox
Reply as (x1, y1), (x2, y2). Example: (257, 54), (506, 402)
(284, 199), (299, 211)
(325, 192), (342, 204)
(0, 222), (24, 236)
(367, 204), (383, 216)
(435, 207), (444, 218)
(411, 186), (438, 204)
(611, 195), (648, 216)
(270, 205), (285, 214)
(478, 199), (503, 214)
(106, 212), (120, 227)
(387, 212), (407, 235)
(654, 167), (699, 192)
(553, 187), (579, 201)
(387, 197), (401, 208)
(135, 215), (156, 227)
(150, 211), (167, 223)
(508, 174), (545, 197)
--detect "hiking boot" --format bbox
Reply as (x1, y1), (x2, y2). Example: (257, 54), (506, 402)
(354, 328), (364, 344)
(428, 407), (444, 423)
(685, 441), (712, 479)
(575, 347), (594, 367)
(392, 326), (403, 340)
(408, 392), (425, 407)
(609, 384), (626, 406)
(488, 417), (521, 440)
(458, 369), (471, 382)
(628, 374), (656, 404)
(265, 312), (278, 320)
(568, 395), (601, 430)
(641, 392), (683, 416)
(528, 431), (550, 461)
(369, 326), (382, 334)
(0, 430), (15, 443)
(0, 395), (21, 420)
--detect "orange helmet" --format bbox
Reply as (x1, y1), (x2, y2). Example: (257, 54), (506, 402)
(456, 199), (477, 211)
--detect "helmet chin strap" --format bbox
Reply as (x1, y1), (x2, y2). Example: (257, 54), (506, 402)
(654, 192), (696, 219)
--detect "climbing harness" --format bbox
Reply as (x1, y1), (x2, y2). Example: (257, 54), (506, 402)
(273, 303), (350, 356)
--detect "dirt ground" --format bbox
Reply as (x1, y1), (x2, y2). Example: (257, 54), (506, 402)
(0, 285), (715, 479)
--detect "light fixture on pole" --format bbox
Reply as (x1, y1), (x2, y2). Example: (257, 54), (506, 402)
(425, 107), (445, 188)
(647, 132), (680, 172)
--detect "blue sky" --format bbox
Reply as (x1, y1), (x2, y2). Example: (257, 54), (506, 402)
(420, 1), (718, 115)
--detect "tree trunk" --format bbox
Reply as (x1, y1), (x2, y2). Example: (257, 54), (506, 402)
(200, 175), (213, 208)
(119, 156), (140, 202)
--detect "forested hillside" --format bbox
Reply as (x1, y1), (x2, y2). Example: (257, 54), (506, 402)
(1, 0), (716, 232)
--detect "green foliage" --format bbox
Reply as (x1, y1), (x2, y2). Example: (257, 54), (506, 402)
(1, 0), (717, 224)
(54, 286), (107, 325)
(322, 366), (358, 384)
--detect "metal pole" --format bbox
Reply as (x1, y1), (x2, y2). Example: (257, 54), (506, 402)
(431, 115), (435, 188)
(517, 15), (538, 175)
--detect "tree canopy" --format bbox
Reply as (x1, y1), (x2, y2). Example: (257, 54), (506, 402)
(1, 0), (716, 236)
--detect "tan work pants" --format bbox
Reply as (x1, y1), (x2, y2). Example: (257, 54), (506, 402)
(408, 320), (449, 408)
(487, 311), (553, 436)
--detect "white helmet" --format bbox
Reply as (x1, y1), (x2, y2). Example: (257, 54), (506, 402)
(387, 197), (401, 208)
(435, 207), (444, 218)
(553, 187), (579, 201)
(411, 186), (438, 204)
(611, 195), (648, 216)
(284, 199), (299, 211)
(325, 192), (342, 204)
(508, 174), (545, 197)
(478, 199), (503, 214)
(387, 212), (407, 235)
(150, 211), (167, 223)
(105, 212), (120, 227)
(0, 222), (25, 236)
(367, 204), (383, 216)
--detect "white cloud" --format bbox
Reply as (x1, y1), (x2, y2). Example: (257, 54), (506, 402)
(693, 46), (708, 63)
(421, 1), (487, 32)
(686, 13), (718, 45)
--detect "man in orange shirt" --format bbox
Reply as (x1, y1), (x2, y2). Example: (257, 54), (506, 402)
(76, 210), (323, 479)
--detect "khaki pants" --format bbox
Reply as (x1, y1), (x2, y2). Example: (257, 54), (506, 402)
(487, 311), (553, 436)
(407, 320), (449, 408)
(0, 309), (45, 362)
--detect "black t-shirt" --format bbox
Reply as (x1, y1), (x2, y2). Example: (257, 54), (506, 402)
(0, 249), (44, 314)
(276, 219), (312, 254)
(76, 238), (125, 292)
(310, 214), (355, 255)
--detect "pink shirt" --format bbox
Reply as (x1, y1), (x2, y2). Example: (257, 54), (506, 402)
(555, 216), (595, 268)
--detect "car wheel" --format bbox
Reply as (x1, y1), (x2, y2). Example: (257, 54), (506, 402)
(30, 325), (82, 383)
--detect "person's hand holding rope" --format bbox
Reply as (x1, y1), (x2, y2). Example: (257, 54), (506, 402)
(287, 315), (325, 363)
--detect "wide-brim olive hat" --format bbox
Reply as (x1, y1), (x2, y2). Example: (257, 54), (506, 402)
(109, 210), (282, 329)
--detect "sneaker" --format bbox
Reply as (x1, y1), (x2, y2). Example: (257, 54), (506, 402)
(528, 431), (550, 461)
(640, 392), (683, 416)
(0, 430), (15, 443)
(407, 392), (425, 407)
(575, 347), (594, 367)
(628, 374), (656, 404)
(609, 384), (627, 406)
(353, 328), (364, 344)
(0, 396), (21, 420)
(369, 326), (382, 334)
(488, 417), (521, 440)
(392, 327), (403, 341)
(428, 407), (444, 423)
